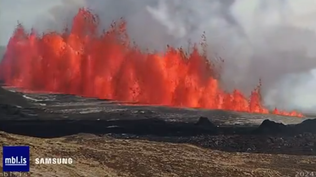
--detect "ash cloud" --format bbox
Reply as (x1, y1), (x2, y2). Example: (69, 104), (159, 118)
(3, 0), (316, 114)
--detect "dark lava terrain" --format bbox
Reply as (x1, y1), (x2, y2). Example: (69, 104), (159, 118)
(0, 86), (316, 157)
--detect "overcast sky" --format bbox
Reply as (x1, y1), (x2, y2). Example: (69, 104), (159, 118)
(0, 0), (62, 46)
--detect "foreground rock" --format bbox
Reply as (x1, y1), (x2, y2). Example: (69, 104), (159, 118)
(0, 131), (315, 177)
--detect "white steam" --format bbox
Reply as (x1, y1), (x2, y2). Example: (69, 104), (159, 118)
(2, 0), (316, 114)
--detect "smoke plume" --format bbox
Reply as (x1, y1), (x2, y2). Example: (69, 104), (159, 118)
(3, 0), (316, 114)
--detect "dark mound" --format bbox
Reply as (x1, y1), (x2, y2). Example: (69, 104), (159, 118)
(253, 119), (289, 135)
(0, 86), (30, 108)
(295, 119), (316, 133)
(195, 116), (216, 127)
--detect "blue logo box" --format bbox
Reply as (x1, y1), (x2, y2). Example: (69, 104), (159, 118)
(2, 146), (30, 172)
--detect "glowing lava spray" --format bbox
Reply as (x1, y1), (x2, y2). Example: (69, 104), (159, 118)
(0, 9), (303, 117)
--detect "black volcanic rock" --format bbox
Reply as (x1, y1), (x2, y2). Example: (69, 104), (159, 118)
(195, 117), (216, 128)
(193, 116), (218, 134)
(0, 86), (316, 156)
(0, 86), (30, 108)
(0, 86), (38, 119)
(253, 119), (289, 135)
(295, 119), (316, 134)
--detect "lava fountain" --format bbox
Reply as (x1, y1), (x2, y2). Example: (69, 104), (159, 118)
(0, 9), (303, 117)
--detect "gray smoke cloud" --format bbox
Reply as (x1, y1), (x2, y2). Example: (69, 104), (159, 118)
(4, 0), (316, 114)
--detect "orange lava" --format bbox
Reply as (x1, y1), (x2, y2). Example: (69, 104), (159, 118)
(0, 9), (303, 117)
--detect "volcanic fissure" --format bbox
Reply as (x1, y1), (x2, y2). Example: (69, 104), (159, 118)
(0, 8), (303, 117)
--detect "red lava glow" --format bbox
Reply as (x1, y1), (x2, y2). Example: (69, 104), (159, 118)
(0, 9), (303, 117)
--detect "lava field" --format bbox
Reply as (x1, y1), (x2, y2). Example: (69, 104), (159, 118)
(0, 86), (315, 156)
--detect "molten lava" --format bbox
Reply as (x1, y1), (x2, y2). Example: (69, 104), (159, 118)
(0, 9), (303, 117)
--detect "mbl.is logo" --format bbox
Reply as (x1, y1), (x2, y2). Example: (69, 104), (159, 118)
(2, 146), (30, 172)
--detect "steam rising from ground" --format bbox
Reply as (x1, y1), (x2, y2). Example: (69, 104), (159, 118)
(2, 0), (316, 114)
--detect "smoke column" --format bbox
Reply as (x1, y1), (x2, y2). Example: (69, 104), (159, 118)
(2, 0), (316, 114)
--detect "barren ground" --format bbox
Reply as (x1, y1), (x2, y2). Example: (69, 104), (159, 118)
(0, 131), (316, 177)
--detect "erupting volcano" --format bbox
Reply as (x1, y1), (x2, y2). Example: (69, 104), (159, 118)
(0, 9), (303, 117)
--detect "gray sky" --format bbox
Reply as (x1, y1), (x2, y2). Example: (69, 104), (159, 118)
(0, 0), (62, 46)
